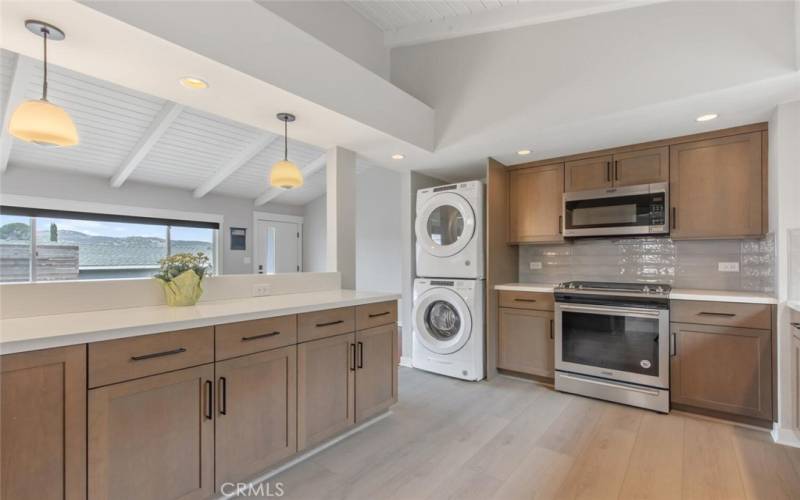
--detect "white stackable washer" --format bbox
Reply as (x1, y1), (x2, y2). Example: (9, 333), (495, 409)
(415, 180), (484, 279)
(411, 278), (484, 381)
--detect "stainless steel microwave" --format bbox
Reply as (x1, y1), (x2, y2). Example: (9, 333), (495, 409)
(562, 182), (668, 237)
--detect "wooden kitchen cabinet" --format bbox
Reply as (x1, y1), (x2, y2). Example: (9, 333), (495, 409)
(508, 163), (564, 243)
(565, 155), (612, 192)
(612, 146), (668, 186)
(670, 132), (765, 239)
(498, 307), (555, 378)
(1, 345), (86, 500)
(215, 346), (297, 489)
(297, 332), (356, 450)
(356, 324), (398, 422)
(670, 322), (772, 421)
(88, 363), (215, 500)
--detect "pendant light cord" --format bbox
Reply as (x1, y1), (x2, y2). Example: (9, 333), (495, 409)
(42, 27), (49, 101)
(283, 118), (288, 161)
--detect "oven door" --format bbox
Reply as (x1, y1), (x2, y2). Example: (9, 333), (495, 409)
(563, 183), (667, 237)
(555, 302), (669, 389)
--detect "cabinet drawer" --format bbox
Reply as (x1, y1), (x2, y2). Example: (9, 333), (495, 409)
(498, 290), (554, 311)
(89, 327), (214, 388)
(356, 301), (397, 330)
(670, 300), (771, 330)
(215, 315), (297, 361)
(298, 307), (355, 343)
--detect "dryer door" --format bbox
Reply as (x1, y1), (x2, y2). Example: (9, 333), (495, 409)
(415, 192), (476, 258)
(412, 287), (473, 355)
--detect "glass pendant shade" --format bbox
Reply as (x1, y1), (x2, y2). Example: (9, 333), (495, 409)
(270, 159), (304, 189)
(9, 99), (79, 146)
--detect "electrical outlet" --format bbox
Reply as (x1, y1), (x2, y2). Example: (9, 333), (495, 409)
(718, 262), (740, 272)
(529, 261), (543, 270)
(252, 284), (271, 297)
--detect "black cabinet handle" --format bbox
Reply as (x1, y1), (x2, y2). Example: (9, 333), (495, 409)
(241, 331), (280, 342)
(317, 320), (344, 328)
(368, 311), (390, 318)
(130, 347), (186, 361)
(558, 215), (563, 235)
(350, 343), (356, 371)
(614, 160), (619, 181)
(357, 341), (364, 369)
(204, 380), (213, 420)
(550, 319), (554, 340)
(792, 322), (800, 329)
(606, 161), (611, 182)
(671, 207), (676, 229)
(698, 312), (736, 317)
(670, 331), (677, 357)
(514, 298), (537, 303)
(218, 377), (227, 415)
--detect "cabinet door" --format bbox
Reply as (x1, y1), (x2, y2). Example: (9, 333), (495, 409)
(565, 155), (612, 192)
(297, 333), (355, 450)
(215, 346), (297, 489)
(612, 146), (668, 186)
(670, 322), (772, 420)
(356, 324), (397, 422)
(89, 364), (215, 500)
(508, 163), (564, 243)
(670, 132), (764, 239)
(1, 345), (86, 500)
(498, 307), (554, 378)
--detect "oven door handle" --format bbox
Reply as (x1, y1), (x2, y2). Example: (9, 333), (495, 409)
(558, 373), (661, 397)
(557, 303), (663, 318)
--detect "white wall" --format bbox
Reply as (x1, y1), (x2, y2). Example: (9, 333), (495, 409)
(0, 166), (302, 274)
(769, 99), (800, 446)
(302, 194), (327, 272)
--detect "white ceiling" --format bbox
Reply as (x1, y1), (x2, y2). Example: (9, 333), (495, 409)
(0, 49), (340, 206)
(347, 1), (509, 31)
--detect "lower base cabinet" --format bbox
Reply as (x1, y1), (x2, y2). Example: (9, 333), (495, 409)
(215, 346), (297, 489)
(1, 345), (87, 500)
(356, 324), (398, 422)
(670, 322), (772, 421)
(88, 364), (215, 500)
(497, 307), (555, 378)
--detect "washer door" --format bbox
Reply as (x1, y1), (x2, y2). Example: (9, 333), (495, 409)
(415, 192), (476, 258)
(413, 287), (472, 355)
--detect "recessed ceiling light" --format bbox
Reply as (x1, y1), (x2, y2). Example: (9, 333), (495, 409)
(179, 76), (209, 90)
(392, 154), (405, 160)
(517, 149), (531, 156)
(695, 113), (718, 122)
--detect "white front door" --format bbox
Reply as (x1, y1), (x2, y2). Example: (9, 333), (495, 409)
(254, 219), (301, 274)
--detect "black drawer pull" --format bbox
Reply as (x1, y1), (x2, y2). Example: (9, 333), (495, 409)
(514, 298), (537, 303)
(130, 347), (186, 361)
(698, 312), (736, 317)
(241, 331), (280, 342)
(317, 319), (344, 328)
(368, 311), (390, 318)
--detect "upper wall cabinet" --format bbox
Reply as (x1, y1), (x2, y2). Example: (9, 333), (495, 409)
(670, 132), (765, 239)
(508, 163), (564, 244)
(565, 147), (668, 192)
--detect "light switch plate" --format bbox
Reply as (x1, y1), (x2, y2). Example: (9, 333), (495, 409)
(253, 284), (271, 297)
(529, 261), (543, 270)
(718, 262), (740, 272)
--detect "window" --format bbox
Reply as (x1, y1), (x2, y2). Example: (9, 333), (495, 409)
(0, 206), (218, 283)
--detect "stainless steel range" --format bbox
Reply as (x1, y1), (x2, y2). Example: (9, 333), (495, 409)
(554, 281), (671, 413)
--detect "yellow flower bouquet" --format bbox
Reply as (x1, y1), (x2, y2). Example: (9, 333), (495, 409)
(154, 252), (211, 306)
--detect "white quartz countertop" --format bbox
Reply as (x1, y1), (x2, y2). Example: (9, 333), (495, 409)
(0, 289), (400, 355)
(494, 283), (776, 305)
(789, 301), (800, 313)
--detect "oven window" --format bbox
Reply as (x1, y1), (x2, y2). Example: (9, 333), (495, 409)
(561, 311), (659, 376)
(565, 193), (657, 229)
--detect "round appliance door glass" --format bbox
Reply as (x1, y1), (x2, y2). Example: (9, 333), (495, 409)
(412, 287), (472, 354)
(415, 192), (475, 258)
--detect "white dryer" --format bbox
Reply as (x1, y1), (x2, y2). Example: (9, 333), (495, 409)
(412, 278), (484, 381)
(416, 180), (484, 279)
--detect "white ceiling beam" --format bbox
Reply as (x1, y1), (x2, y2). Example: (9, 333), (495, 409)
(0, 54), (36, 173)
(110, 101), (183, 188)
(193, 134), (277, 198)
(254, 153), (326, 206)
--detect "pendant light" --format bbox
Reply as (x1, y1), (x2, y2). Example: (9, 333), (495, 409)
(8, 20), (79, 147)
(269, 113), (303, 189)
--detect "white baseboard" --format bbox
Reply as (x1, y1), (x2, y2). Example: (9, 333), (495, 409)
(399, 356), (413, 368)
(772, 425), (800, 448)
(217, 411), (391, 499)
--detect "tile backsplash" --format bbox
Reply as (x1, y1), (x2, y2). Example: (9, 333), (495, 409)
(518, 235), (775, 293)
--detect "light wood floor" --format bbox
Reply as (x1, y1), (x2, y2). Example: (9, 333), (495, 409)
(260, 367), (800, 500)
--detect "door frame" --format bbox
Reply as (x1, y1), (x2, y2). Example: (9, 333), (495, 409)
(252, 211), (304, 274)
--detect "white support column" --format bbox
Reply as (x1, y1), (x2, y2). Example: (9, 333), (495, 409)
(326, 146), (356, 289)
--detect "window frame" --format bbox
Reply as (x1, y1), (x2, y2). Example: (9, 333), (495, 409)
(0, 194), (223, 282)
